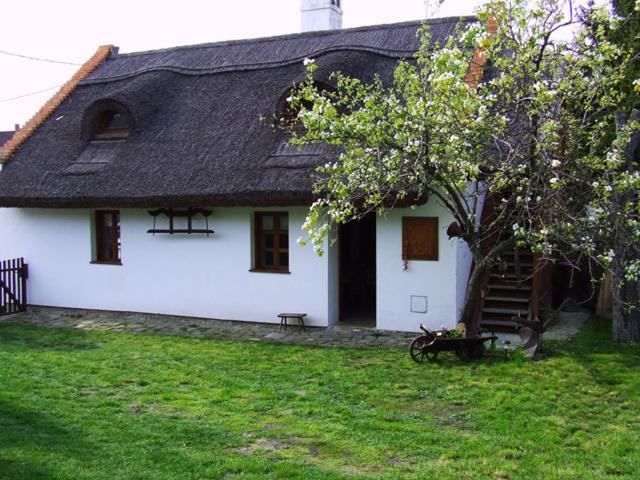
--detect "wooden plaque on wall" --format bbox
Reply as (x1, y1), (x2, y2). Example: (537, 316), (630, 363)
(402, 217), (438, 261)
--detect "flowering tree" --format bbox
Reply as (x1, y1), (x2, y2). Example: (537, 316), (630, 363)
(552, 1), (640, 340)
(286, 0), (640, 338)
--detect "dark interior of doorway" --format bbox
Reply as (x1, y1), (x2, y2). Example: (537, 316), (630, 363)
(339, 214), (376, 326)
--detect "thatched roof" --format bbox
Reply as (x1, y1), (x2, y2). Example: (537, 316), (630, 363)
(0, 17), (475, 208)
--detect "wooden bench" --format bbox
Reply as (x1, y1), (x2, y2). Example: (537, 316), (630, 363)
(277, 313), (307, 332)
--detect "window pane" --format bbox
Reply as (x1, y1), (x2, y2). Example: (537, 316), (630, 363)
(107, 112), (128, 130)
(279, 252), (289, 268)
(254, 213), (289, 271)
(96, 211), (121, 263)
(265, 233), (274, 248)
(102, 245), (113, 261)
(262, 215), (274, 230)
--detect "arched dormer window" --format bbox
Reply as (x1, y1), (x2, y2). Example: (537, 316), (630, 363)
(92, 110), (129, 141)
(82, 99), (133, 143)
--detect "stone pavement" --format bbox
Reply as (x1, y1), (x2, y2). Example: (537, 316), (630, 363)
(0, 306), (589, 350)
(0, 307), (417, 349)
(492, 310), (591, 349)
(544, 311), (590, 340)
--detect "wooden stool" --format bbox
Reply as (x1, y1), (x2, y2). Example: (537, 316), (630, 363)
(278, 313), (307, 332)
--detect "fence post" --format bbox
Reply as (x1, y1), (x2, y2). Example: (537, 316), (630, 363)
(20, 258), (27, 311)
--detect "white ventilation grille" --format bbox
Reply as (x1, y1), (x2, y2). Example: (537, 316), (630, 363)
(410, 295), (428, 314)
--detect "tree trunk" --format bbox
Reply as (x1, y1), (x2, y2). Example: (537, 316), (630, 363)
(612, 255), (640, 341)
(459, 258), (489, 337)
(459, 235), (516, 336)
(611, 110), (640, 342)
(611, 109), (640, 342)
(596, 272), (613, 319)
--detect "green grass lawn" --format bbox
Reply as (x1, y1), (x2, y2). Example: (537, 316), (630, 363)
(0, 319), (638, 479)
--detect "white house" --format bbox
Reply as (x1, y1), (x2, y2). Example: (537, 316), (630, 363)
(0, 3), (479, 332)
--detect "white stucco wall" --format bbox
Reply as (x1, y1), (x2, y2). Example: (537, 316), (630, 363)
(1, 201), (471, 332)
(376, 201), (466, 333)
(456, 238), (473, 318)
(0, 207), (331, 326)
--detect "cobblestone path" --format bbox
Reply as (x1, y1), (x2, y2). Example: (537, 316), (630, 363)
(0, 307), (417, 349)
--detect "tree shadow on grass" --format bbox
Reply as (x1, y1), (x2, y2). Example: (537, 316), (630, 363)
(0, 398), (98, 479)
(544, 318), (640, 387)
(0, 323), (100, 351)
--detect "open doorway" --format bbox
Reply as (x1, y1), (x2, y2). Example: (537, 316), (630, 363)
(339, 214), (376, 326)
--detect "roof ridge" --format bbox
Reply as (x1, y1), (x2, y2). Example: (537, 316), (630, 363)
(80, 44), (419, 85)
(113, 16), (476, 59)
(0, 45), (116, 165)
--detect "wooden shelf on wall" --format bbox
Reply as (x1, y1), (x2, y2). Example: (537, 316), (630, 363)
(147, 208), (214, 236)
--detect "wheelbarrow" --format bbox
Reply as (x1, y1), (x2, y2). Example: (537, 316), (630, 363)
(409, 324), (497, 362)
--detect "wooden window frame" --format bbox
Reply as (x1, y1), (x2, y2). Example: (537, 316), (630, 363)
(93, 210), (122, 265)
(92, 110), (129, 141)
(252, 212), (290, 273)
(402, 216), (439, 261)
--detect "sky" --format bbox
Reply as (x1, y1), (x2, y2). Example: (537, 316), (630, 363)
(0, 0), (491, 131)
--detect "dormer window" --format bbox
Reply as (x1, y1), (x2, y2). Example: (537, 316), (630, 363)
(278, 82), (335, 131)
(92, 110), (129, 141)
(280, 97), (313, 130)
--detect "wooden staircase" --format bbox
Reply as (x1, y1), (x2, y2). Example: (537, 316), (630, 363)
(480, 250), (534, 332)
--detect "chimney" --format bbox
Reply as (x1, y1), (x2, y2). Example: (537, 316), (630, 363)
(301, 0), (343, 32)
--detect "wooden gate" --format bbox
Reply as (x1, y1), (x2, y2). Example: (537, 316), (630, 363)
(0, 258), (28, 316)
